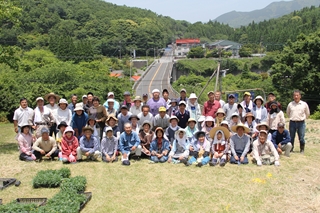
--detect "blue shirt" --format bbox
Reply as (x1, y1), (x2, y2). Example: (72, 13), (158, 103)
(175, 110), (190, 128)
(72, 112), (88, 136)
(103, 100), (120, 112)
(68, 103), (76, 114)
(79, 135), (100, 154)
(119, 131), (140, 153)
(271, 130), (291, 148)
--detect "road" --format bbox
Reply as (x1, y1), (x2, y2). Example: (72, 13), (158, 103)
(135, 52), (179, 99)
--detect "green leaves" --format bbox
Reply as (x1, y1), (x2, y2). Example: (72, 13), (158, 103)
(33, 168), (71, 188)
(60, 176), (87, 193)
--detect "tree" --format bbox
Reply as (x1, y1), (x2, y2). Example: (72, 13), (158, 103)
(239, 47), (252, 57)
(187, 46), (205, 58)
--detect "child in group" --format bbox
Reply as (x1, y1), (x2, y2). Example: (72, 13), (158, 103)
(150, 127), (170, 163)
(244, 112), (258, 140)
(168, 129), (190, 164)
(61, 126), (79, 164)
(101, 127), (118, 163)
(215, 108), (226, 127)
(86, 116), (100, 141)
(165, 116), (180, 145)
(209, 127), (230, 167)
(201, 116), (215, 142)
(104, 115), (120, 140)
(17, 125), (36, 161)
(229, 113), (240, 133)
(181, 131), (210, 167)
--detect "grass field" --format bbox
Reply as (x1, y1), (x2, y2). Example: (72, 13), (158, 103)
(0, 121), (320, 213)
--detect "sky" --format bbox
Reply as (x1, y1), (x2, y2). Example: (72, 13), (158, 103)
(105, 0), (292, 23)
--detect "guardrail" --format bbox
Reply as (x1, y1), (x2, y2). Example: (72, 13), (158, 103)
(132, 60), (156, 94)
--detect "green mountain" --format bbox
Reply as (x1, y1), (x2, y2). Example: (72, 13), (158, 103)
(215, 0), (320, 27)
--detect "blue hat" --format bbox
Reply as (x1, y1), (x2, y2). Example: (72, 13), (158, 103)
(41, 128), (49, 134)
(228, 94), (235, 98)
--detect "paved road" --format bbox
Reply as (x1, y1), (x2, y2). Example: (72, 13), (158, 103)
(135, 52), (179, 99)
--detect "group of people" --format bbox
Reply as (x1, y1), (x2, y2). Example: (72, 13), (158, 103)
(13, 88), (310, 167)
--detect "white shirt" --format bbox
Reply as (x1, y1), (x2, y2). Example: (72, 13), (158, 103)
(53, 108), (72, 127)
(255, 107), (262, 120)
(130, 105), (142, 115)
(137, 112), (154, 128)
(45, 104), (58, 112)
(286, 100), (310, 121)
(13, 106), (34, 127)
(219, 100), (225, 108)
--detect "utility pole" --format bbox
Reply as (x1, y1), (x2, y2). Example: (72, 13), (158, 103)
(198, 68), (217, 99)
(214, 61), (221, 93)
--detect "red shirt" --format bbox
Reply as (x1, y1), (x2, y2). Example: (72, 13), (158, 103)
(203, 100), (221, 118)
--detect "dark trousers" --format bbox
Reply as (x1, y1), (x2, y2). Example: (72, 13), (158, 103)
(289, 120), (306, 148)
(49, 123), (58, 137)
(19, 153), (34, 161)
(230, 154), (248, 164)
(33, 149), (59, 160)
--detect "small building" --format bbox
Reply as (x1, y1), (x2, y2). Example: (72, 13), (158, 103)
(208, 40), (241, 56)
(176, 38), (200, 47)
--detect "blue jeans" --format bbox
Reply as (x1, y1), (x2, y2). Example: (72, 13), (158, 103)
(230, 154), (248, 164)
(151, 156), (168, 163)
(289, 120), (306, 147)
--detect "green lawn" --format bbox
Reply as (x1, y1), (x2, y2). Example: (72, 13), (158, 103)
(0, 122), (320, 213)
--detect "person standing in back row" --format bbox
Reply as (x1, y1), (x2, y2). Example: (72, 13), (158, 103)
(215, 91), (225, 108)
(223, 94), (238, 122)
(147, 89), (167, 117)
(286, 90), (310, 154)
(13, 98), (34, 134)
(203, 91), (221, 118)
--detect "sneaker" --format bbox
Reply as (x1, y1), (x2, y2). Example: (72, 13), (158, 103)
(180, 158), (188, 166)
(122, 160), (130, 166)
(209, 162), (216, 167)
(196, 162), (203, 167)
(220, 159), (226, 167)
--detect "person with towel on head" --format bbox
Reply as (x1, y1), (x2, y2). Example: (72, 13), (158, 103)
(168, 129), (190, 164)
(201, 116), (215, 142)
(150, 127), (170, 163)
(229, 123), (251, 164)
(139, 120), (155, 157)
(101, 127), (118, 163)
(61, 126), (79, 164)
(215, 108), (226, 127)
(105, 99), (117, 117)
(209, 126), (230, 167)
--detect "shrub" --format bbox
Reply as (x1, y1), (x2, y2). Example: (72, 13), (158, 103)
(60, 176), (87, 193)
(33, 168), (71, 188)
(0, 201), (38, 213)
(310, 105), (320, 120)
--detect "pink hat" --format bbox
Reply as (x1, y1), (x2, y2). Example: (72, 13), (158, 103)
(63, 126), (74, 135)
(204, 116), (215, 122)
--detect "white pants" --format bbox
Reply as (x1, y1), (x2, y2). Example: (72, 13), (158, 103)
(76, 147), (101, 160)
(122, 145), (142, 161)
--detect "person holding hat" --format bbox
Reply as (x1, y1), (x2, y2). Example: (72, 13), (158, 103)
(265, 92), (282, 113)
(223, 94), (238, 122)
(142, 94), (148, 105)
(181, 131), (210, 167)
(165, 116), (180, 144)
(252, 130), (280, 166)
(129, 115), (140, 133)
(32, 128), (59, 160)
(267, 101), (285, 135)
(88, 96), (108, 140)
(119, 123), (142, 165)
(147, 89), (167, 117)
(17, 125), (36, 161)
(177, 88), (188, 102)
(229, 123), (251, 164)
(271, 122), (292, 157)
(237, 104), (246, 123)
(162, 89), (171, 107)
(175, 101), (190, 129)
(209, 127), (230, 166)
(54, 98), (72, 131)
(77, 126), (101, 161)
(203, 91), (221, 119)
(153, 106), (170, 131)
(137, 105), (153, 128)
(244, 112), (258, 139)
(45, 93), (60, 137)
(103, 92), (120, 112)
(168, 129), (190, 164)
(167, 99), (179, 116)
(72, 103), (88, 139)
(104, 115), (120, 140)
(185, 118), (199, 143)
(201, 116), (215, 142)
(29, 97), (55, 138)
(13, 98), (34, 134)
(215, 108), (226, 127)
(150, 127), (170, 163)
(101, 127), (118, 163)
(118, 105), (133, 133)
(139, 120), (155, 156)
(252, 96), (267, 124)
(229, 112), (241, 132)
(240, 92), (255, 113)
(121, 91), (134, 111)
(130, 96), (143, 115)
(186, 93), (201, 121)
(86, 116), (100, 141)
(61, 126), (79, 163)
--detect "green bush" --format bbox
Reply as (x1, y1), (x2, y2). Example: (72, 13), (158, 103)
(0, 201), (38, 213)
(33, 168), (71, 188)
(310, 105), (320, 120)
(60, 176), (87, 193)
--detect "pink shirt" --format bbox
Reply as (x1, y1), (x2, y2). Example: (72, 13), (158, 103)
(18, 133), (33, 154)
(203, 100), (221, 118)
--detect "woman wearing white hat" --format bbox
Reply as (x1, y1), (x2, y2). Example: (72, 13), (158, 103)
(252, 96), (268, 124)
(186, 93), (201, 121)
(54, 98), (72, 132)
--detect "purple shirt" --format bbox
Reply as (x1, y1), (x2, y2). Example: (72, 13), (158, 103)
(147, 98), (167, 116)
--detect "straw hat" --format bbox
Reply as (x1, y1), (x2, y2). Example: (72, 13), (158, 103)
(245, 112), (255, 121)
(106, 115), (118, 126)
(253, 95), (264, 105)
(83, 126), (94, 133)
(209, 126), (230, 139)
(187, 118), (197, 124)
(256, 122), (270, 131)
(215, 108), (226, 116)
(44, 92), (60, 101)
(133, 96), (142, 102)
(231, 123), (250, 134)
(169, 116), (179, 122)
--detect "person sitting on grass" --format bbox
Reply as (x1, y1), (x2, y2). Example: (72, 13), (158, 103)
(119, 123), (142, 166)
(209, 127), (230, 167)
(229, 123), (251, 165)
(165, 116), (180, 145)
(103, 115), (120, 140)
(72, 103), (88, 139)
(168, 129), (190, 164)
(244, 112), (258, 140)
(32, 128), (59, 160)
(271, 122), (292, 157)
(86, 116), (100, 141)
(61, 126), (79, 164)
(129, 115), (140, 133)
(150, 127), (170, 163)
(256, 122), (272, 141)
(185, 118), (198, 144)
(18, 125), (36, 161)
(101, 127), (118, 163)
(252, 130), (280, 166)
(139, 121), (155, 157)
(181, 131), (210, 167)
(77, 126), (101, 161)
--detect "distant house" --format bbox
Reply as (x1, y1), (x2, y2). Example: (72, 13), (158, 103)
(175, 38), (201, 57)
(208, 40), (241, 56)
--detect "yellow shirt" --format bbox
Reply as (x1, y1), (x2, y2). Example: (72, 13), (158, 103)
(286, 100), (310, 121)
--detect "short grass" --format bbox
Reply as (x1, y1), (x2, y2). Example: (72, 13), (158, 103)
(0, 121), (320, 213)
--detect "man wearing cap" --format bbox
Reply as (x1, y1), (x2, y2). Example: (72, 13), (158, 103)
(72, 103), (88, 139)
(13, 98), (34, 134)
(142, 94), (148, 105)
(103, 92), (120, 112)
(147, 89), (167, 117)
(223, 94), (238, 122)
(203, 91), (221, 119)
(32, 128), (59, 160)
(240, 92), (255, 113)
(252, 130), (280, 166)
(162, 89), (171, 106)
(44, 93), (60, 136)
(137, 105), (154, 128)
(68, 94), (78, 113)
(77, 126), (101, 161)
(271, 122), (292, 157)
(175, 101), (190, 129)
(265, 92), (282, 113)
(286, 90), (310, 154)
(121, 91), (134, 111)
(117, 105), (133, 133)
(130, 96), (143, 115)
(119, 123), (142, 165)
(29, 97), (55, 138)
(215, 91), (225, 108)
(54, 98), (72, 131)
(153, 106), (170, 131)
(229, 124), (251, 164)
(177, 89), (188, 102)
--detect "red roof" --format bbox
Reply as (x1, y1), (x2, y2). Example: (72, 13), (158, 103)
(176, 39), (200, 44)
(131, 76), (140, 81)
(110, 73), (122, 77)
